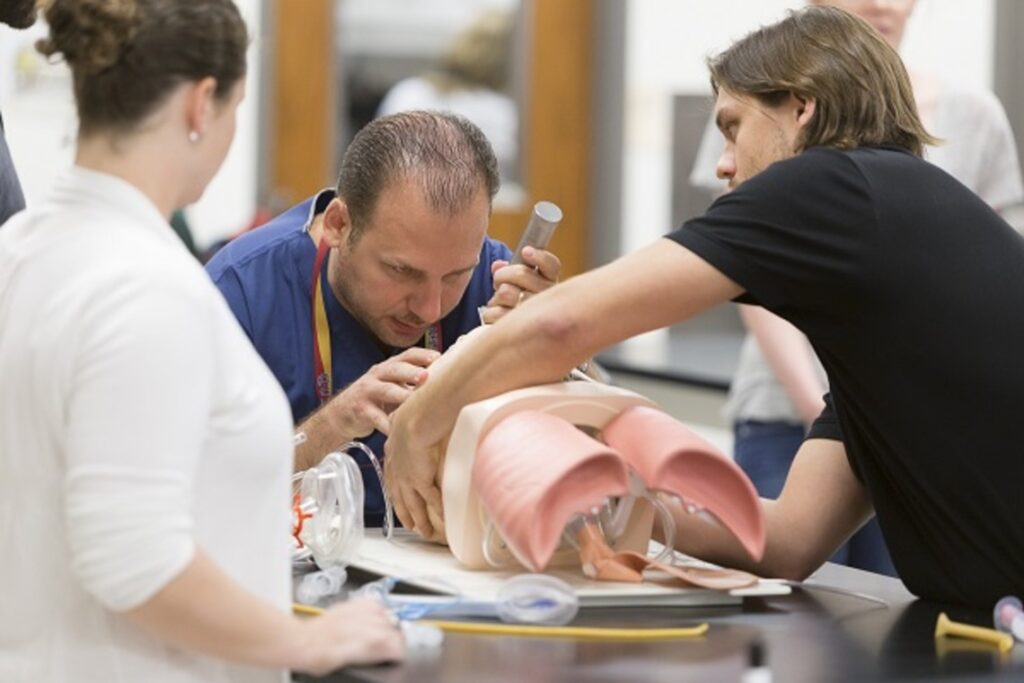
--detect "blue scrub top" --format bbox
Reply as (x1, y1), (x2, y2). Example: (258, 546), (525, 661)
(206, 190), (512, 522)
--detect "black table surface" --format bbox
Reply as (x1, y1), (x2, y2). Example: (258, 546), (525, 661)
(296, 562), (1024, 683)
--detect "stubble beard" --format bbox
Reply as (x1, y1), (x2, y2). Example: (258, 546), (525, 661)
(328, 253), (421, 350)
(741, 127), (797, 186)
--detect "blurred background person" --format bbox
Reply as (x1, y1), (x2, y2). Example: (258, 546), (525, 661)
(0, 1), (403, 680)
(688, 0), (1023, 577)
(377, 9), (519, 182)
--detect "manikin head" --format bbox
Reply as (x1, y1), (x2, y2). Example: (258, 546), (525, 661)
(320, 111), (500, 348)
(710, 5), (934, 190)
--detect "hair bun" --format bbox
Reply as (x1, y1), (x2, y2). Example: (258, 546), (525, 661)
(38, 0), (139, 76)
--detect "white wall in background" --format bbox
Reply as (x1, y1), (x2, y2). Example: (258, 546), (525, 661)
(187, 0), (263, 249)
(338, 0), (517, 57)
(0, 0), (264, 249)
(621, 0), (995, 254)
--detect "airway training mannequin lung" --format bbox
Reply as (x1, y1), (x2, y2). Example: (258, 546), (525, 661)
(438, 380), (766, 589)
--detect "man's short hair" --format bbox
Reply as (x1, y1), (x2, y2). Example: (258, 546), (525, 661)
(709, 5), (937, 156)
(336, 111), (500, 242)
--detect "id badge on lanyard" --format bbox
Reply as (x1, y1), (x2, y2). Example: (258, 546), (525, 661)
(310, 239), (443, 406)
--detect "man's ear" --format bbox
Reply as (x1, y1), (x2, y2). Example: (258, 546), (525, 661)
(793, 93), (816, 129)
(322, 197), (352, 248)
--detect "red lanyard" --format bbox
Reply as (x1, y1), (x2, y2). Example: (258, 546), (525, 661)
(310, 239), (443, 406)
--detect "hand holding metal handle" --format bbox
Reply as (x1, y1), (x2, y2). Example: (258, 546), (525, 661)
(511, 201), (562, 265)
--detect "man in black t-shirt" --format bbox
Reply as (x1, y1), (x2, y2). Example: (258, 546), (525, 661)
(383, 6), (1024, 608)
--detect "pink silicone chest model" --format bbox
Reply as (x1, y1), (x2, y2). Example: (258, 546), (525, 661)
(440, 382), (765, 586)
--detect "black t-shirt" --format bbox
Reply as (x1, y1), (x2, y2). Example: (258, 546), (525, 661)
(669, 146), (1024, 608)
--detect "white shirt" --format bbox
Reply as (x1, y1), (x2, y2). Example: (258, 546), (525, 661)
(0, 167), (294, 682)
(924, 84), (1023, 211)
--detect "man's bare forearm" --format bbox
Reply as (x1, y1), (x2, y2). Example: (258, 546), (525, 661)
(293, 407), (359, 472)
(662, 498), (816, 580)
(665, 439), (875, 580)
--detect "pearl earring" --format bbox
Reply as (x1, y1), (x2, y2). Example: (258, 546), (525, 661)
(188, 130), (201, 144)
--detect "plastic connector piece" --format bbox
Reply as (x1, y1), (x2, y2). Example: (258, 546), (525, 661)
(496, 573), (579, 626)
(295, 566), (348, 605)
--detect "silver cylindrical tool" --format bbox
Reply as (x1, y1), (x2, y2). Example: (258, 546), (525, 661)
(510, 201), (562, 265)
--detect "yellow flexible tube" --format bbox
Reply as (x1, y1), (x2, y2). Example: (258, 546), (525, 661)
(293, 603), (707, 640)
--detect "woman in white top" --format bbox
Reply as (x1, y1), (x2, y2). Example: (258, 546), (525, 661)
(0, 1), (403, 681)
(688, 0), (1023, 577)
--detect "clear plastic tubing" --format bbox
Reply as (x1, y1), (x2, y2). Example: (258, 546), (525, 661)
(293, 443), (370, 568)
(367, 573), (580, 626)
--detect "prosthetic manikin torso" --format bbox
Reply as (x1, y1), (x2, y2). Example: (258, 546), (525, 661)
(439, 381), (767, 589)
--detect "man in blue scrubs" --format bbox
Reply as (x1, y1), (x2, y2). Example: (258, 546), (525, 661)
(207, 111), (560, 523)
